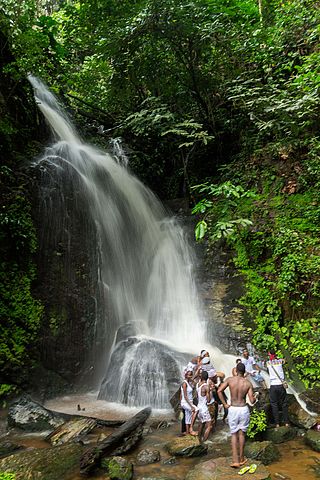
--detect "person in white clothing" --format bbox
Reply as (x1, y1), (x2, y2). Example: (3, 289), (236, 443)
(266, 351), (289, 427)
(196, 370), (212, 441)
(180, 369), (198, 436)
(241, 348), (266, 389)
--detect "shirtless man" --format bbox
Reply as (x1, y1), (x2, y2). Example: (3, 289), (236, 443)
(218, 362), (258, 468)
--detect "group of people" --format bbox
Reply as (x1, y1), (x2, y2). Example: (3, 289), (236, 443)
(180, 350), (227, 441)
(180, 348), (289, 468)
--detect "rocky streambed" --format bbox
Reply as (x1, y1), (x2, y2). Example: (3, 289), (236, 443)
(0, 395), (320, 480)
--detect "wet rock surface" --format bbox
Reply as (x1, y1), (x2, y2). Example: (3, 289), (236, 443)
(263, 426), (296, 444)
(288, 400), (320, 429)
(304, 430), (320, 452)
(299, 388), (320, 415)
(185, 457), (271, 480)
(137, 477), (175, 480)
(244, 440), (280, 465)
(101, 456), (133, 480)
(136, 448), (161, 465)
(0, 443), (83, 480)
(198, 247), (253, 354)
(0, 440), (23, 458)
(98, 336), (187, 408)
(7, 395), (65, 432)
(166, 435), (208, 457)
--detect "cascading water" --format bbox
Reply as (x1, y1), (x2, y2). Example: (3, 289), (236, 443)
(29, 76), (222, 408)
(30, 77), (316, 415)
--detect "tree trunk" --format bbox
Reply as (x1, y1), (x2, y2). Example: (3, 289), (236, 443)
(79, 407), (151, 475)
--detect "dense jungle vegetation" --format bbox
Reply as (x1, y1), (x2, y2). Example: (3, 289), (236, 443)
(0, 0), (319, 397)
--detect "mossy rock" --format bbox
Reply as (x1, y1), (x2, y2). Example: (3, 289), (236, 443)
(166, 435), (207, 457)
(263, 426), (296, 444)
(101, 456), (133, 480)
(244, 441), (280, 465)
(0, 443), (82, 480)
(0, 441), (23, 457)
(304, 430), (320, 452)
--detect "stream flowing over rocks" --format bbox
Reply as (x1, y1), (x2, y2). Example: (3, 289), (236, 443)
(1, 394), (320, 479)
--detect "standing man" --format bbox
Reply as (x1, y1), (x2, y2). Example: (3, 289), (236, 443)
(266, 351), (289, 427)
(218, 362), (258, 468)
(241, 348), (266, 389)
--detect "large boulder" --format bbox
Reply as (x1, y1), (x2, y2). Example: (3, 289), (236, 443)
(185, 457), (271, 480)
(101, 456), (133, 480)
(244, 441), (280, 465)
(166, 436), (207, 457)
(7, 395), (65, 432)
(98, 337), (187, 408)
(0, 443), (82, 480)
(288, 401), (319, 429)
(304, 430), (320, 453)
(263, 426), (296, 444)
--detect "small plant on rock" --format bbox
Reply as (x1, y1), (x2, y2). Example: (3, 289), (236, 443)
(247, 409), (268, 439)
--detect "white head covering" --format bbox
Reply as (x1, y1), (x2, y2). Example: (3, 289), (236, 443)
(200, 350), (209, 357)
(183, 362), (194, 375)
(208, 368), (217, 378)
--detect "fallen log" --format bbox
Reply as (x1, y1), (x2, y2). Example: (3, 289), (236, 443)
(80, 406), (151, 476)
(46, 417), (98, 446)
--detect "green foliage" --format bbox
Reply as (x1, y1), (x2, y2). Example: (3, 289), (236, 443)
(247, 409), (267, 439)
(0, 167), (43, 398)
(193, 176), (320, 387)
(162, 120), (214, 149)
(192, 181), (254, 241)
(0, 473), (16, 480)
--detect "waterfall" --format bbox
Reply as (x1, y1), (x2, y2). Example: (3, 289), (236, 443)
(29, 76), (220, 408)
(29, 77), (316, 416)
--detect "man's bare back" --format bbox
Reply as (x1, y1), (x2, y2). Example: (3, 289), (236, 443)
(218, 375), (255, 407)
(217, 362), (257, 468)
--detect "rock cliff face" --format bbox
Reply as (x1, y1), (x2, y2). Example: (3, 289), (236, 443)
(30, 165), (108, 387)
